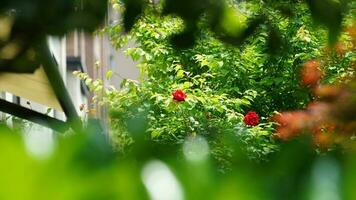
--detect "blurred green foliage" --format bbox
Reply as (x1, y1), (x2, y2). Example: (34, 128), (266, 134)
(120, 0), (352, 48)
(0, 0), (107, 73)
(1, 124), (356, 200)
(0, 125), (148, 200)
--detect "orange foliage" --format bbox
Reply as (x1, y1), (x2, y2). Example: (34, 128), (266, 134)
(273, 26), (356, 149)
(300, 60), (323, 87)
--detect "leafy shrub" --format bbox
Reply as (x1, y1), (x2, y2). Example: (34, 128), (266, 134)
(79, 1), (354, 167)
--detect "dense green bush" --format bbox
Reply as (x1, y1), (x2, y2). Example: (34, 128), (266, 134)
(78, 1), (354, 168)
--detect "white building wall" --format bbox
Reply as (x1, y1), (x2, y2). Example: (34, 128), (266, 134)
(0, 36), (88, 159)
(0, 5), (141, 153)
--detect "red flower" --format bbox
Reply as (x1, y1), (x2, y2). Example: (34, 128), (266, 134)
(172, 89), (186, 101)
(243, 111), (259, 126)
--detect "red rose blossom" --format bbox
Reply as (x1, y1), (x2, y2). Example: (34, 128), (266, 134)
(243, 111), (259, 126)
(172, 89), (186, 101)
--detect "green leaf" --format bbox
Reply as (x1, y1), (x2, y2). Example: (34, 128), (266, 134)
(177, 70), (185, 79)
(183, 82), (191, 89)
(106, 70), (113, 80)
(307, 0), (345, 44)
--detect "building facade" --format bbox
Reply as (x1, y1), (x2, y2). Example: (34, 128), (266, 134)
(0, 9), (139, 156)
